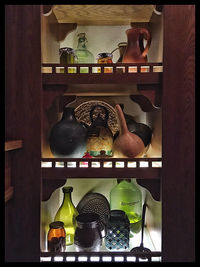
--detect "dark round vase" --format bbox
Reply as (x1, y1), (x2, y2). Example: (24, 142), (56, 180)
(49, 107), (87, 157)
(74, 213), (102, 252)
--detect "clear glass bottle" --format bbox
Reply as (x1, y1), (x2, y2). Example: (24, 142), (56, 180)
(110, 179), (142, 234)
(54, 186), (79, 245)
(75, 33), (94, 64)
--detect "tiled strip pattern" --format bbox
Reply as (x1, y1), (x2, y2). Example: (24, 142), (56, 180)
(41, 158), (162, 169)
(42, 63), (163, 74)
(40, 252), (162, 262)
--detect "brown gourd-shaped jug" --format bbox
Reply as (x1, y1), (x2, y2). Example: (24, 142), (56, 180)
(113, 104), (145, 158)
(122, 28), (151, 63)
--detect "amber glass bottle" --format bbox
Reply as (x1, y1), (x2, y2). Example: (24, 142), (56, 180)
(47, 221), (66, 252)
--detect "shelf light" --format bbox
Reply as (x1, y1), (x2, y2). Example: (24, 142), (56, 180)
(67, 162), (76, 168)
(127, 161), (137, 168)
(141, 66), (150, 72)
(56, 67), (64, 73)
(54, 256), (63, 262)
(115, 161), (125, 168)
(126, 256), (136, 262)
(114, 256), (124, 262)
(80, 67), (89, 73)
(55, 162), (64, 168)
(41, 161), (52, 168)
(90, 256), (100, 262)
(67, 67), (76, 73)
(41, 67), (52, 73)
(66, 256), (76, 262)
(128, 66), (137, 73)
(40, 257), (51, 262)
(103, 161), (112, 168)
(91, 161), (100, 168)
(152, 161), (162, 168)
(79, 161), (89, 168)
(153, 65), (163, 72)
(78, 256), (88, 262)
(102, 256), (112, 262)
(139, 161), (149, 168)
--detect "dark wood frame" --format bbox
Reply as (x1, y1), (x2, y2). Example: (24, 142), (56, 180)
(5, 5), (195, 262)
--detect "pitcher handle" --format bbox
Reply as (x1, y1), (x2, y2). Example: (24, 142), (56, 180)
(140, 28), (151, 58)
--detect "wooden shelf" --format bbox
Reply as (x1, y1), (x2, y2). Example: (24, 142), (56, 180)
(40, 251), (162, 262)
(41, 157), (161, 201)
(5, 186), (14, 202)
(52, 5), (154, 25)
(41, 157), (161, 179)
(5, 140), (23, 151)
(42, 63), (163, 85)
(5, 139), (23, 202)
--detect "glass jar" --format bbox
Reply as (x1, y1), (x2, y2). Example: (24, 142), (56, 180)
(105, 210), (130, 251)
(47, 221), (66, 252)
(74, 213), (102, 252)
(96, 52), (113, 73)
(59, 47), (77, 73)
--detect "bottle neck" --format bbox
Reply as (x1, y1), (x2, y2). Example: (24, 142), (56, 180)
(62, 192), (73, 205)
(117, 178), (131, 184)
(77, 38), (87, 50)
(62, 108), (75, 121)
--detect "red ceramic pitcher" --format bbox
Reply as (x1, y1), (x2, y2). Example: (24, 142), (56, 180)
(122, 28), (151, 63)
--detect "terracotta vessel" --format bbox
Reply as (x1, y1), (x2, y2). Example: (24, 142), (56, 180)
(122, 28), (151, 63)
(114, 104), (152, 147)
(113, 104), (145, 158)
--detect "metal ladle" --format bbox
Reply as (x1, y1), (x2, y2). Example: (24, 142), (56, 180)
(130, 203), (151, 261)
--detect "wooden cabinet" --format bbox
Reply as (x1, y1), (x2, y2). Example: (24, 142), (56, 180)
(5, 5), (195, 262)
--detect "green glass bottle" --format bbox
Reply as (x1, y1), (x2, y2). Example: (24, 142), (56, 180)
(110, 179), (142, 233)
(54, 186), (79, 246)
(75, 33), (94, 73)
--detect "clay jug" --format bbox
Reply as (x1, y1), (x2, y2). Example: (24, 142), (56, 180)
(114, 104), (152, 148)
(49, 107), (87, 158)
(113, 104), (145, 158)
(122, 28), (151, 63)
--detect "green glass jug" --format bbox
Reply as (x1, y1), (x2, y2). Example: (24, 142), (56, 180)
(54, 187), (79, 246)
(75, 32), (94, 64)
(110, 179), (142, 233)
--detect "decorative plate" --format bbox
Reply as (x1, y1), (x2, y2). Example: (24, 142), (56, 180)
(74, 100), (119, 135)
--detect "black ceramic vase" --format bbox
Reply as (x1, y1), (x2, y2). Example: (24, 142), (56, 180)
(49, 107), (87, 157)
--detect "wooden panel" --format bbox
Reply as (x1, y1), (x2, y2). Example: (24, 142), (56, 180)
(5, 5), (41, 261)
(41, 9), (60, 63)
(5, 140), (23, 151)
(53, 5), (154, 25)
(162, 5), (195, 262)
